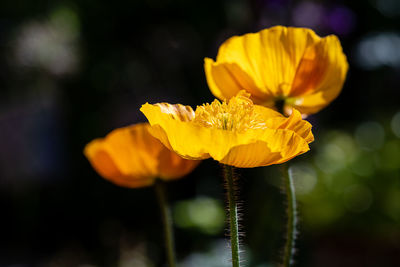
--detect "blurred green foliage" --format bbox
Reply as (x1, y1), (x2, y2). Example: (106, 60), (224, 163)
(294, 114), (400, 230)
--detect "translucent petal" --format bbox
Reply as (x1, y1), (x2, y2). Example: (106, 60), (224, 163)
(84, 123), (199, 188)
(290, 35), (348, 114)
(157, 147), (201, 179)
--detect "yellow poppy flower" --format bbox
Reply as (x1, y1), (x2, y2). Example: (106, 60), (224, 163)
(140, 91), (313, 168)
(84, 123), (200, 188)
(204, 26), (348, 115)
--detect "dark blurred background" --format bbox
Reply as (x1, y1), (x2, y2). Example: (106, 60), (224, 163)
(1, 0), (400, 266)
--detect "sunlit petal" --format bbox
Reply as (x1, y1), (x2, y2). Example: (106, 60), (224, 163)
(205, 26), (348, 115)
(141, 92), (313, 168)
(290, 35), (348, 114)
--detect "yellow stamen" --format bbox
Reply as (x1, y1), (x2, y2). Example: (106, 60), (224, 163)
(193, 91), (266, 132)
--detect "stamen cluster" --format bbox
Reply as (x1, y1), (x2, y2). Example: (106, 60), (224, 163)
(193, 91), (266, 132)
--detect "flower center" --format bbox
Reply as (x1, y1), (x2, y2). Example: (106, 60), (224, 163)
(193, 91), (266, 132)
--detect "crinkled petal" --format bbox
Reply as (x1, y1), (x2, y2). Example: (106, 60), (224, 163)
(278, 109), (314, 143)
(141, 103), (312, 168)
(142, 103), (273, 164)
(254, 105), (314, 143)
(218, 129), (310, 167)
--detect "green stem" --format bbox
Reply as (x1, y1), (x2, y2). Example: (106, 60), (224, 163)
(282, 164), (297, 267)
(155, 179), (176, 267)
(223, 165), (240, 267)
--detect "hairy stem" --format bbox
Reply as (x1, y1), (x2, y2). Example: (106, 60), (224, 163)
(223, 165), (240, 267)
(282, 164), (297, 267)
(155, 179), (176, 267)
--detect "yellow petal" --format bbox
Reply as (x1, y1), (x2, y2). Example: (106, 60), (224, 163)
(157, 148), (201, 179)
(209, 26), (320, 98)
(290, 35), (348, 114)
(141, 101), (312, 168)
(293, 92), (334, 115)
(84, 145), (155, 188)
(142, 102), (267, 164)
(84, 123), (199, 188)
(205, 26), (348, 115)
(261, 108), (314, 143)
(252, 105), (314, 143)
(218, 129), (310, 167)
(278, 109), (314, 143)
(207, 107), (312, 167)
(142, 100), (276, 165)
(141, 103), (211, 160)
(204, 58), (268, 103)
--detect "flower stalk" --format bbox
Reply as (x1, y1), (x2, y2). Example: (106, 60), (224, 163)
(155, 179), (176, 267)
(223, 165), (240, 267)
(282, 164), (297, 267)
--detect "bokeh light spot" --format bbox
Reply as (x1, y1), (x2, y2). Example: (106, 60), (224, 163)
(315, 131), (359, 174)
(315, 143), (346, 174)
(343, 184), (373, 213)
(289, 163), (317, 195)
(384, 188), (400, 222)
(377, 140), (400, 170)
(391, 111), (400, 138)
(356, 32), (400, 69)
(350, 153), (376, 177)
(325, 170), (356, 194)
(326, 6), (356, 35)
(292, 2), (324, 29)
(173, 197), (225, 235)
(354, 121), (385, 151)
(302, 201), (344, 228)
(375, 0), (400, 17)
(49, 6), (80, 39)
(179, 240), (231, 267)
(14, 6), (80, 75)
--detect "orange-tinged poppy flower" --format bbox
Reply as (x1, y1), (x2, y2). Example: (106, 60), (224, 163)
(84, 123), (200, 188)
(140, 91), (314, 168)
(204, 26), (348, 115)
